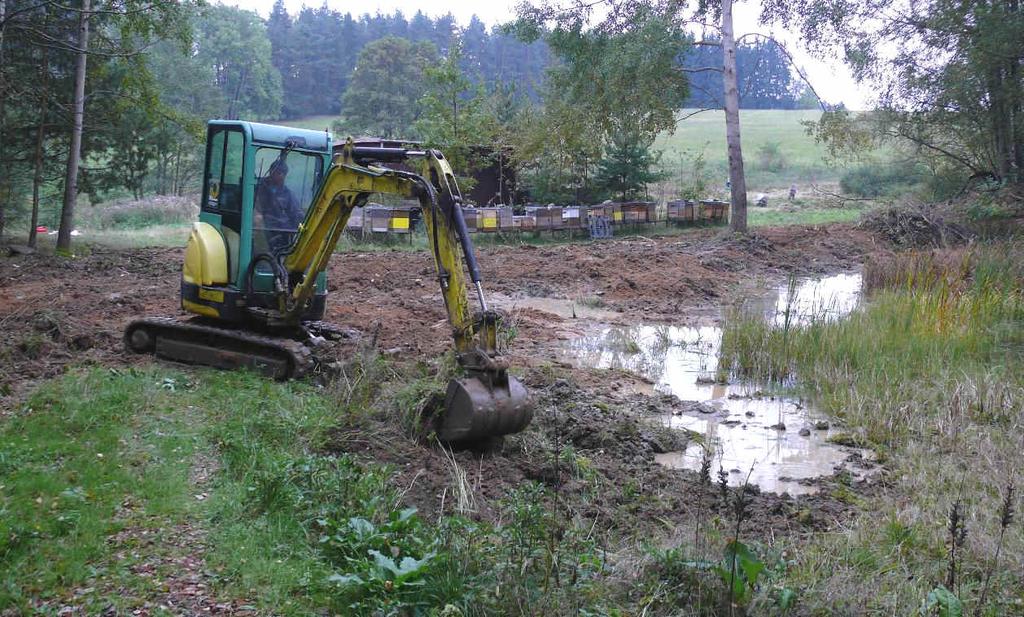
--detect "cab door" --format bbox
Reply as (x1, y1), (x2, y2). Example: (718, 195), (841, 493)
(200, 125), (245, 283)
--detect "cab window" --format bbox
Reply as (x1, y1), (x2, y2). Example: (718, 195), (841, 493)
(204, 128), (244, 216)
(252, 148), (323, 259)
(253, 148), (323, 222)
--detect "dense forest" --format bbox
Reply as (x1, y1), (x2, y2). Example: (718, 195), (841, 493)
(261, 2), (812, 119)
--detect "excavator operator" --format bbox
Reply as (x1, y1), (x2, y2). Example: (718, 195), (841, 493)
(255, 158), (305, 255)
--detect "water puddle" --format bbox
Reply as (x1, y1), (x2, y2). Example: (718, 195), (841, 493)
(741, 272), (862, 326)
(564, 273), (878, 495)
(654, 397), (875, 495)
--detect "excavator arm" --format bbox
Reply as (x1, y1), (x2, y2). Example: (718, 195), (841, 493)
(265, 141), (531, 443)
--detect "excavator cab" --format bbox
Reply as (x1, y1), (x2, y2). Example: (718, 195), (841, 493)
(183, 121), (333, 322)
(126, 120), (533, 445)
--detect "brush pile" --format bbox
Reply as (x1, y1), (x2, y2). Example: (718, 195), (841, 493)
(861, 204), (973, 248)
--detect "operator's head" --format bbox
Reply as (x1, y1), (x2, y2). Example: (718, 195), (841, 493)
(268, 159), (289, 185)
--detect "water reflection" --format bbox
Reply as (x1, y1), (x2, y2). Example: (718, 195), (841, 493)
(655, 398), (870, 495)
(564, 273), (863, 400)
(564, 273), (875, 494)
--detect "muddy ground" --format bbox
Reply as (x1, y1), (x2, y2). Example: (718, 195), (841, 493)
(0, 223), (884, 548)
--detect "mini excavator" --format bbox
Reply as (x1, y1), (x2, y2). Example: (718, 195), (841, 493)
(125, 121), (532, 444)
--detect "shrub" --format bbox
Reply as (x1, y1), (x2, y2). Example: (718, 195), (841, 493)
(756, 141), (787, 172)
(88, 195), (198, 229)
(840, 159), (923, 197)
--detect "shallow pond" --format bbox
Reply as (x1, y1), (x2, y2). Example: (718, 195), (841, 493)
(564, 273), (876, 495)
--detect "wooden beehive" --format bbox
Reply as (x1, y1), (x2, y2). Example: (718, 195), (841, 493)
(478, 207), (499, 232)
(346, 206), (365, 231)
(389, 210), (411, 233)
(667, 200), (695, 222)
(462, 207), (478, 231)
(369, 208), (390, 233)
(535, 207), (553, 230)
(562, 207), (585, 228)
(498, 207), (514, 230)
(699, 200), (729, 221)
(547, 206), (564, 230)
(621, 202), (648, 223)
(611, 203), (623, 224)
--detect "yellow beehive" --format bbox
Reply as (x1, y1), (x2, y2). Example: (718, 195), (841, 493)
(479, 208), (499, 232)
(389, 210), (410, 233)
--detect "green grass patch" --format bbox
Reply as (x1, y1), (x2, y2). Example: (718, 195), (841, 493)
(655, 109), (896, 192)
(749, 206), (865, 227)
(0, 369), (206, 611)
(276, 115), (340, 131)
(0, 360), (622, 615)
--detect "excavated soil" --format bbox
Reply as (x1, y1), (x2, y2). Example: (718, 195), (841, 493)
(0, 223), (882, 546)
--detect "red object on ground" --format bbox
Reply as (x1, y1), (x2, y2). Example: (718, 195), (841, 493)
(36, 226), (48, 233)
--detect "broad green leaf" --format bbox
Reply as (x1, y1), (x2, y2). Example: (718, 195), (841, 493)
(369, 549), (400, 576)
(327, 573), (364, 587)
(394, 507), (418, 524)
(394, 552), (435, 580)
(348, 517), (375, 538)
(923, 586), (963, 617)
(725, 540), (765, 587)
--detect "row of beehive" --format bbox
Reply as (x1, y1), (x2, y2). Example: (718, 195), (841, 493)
(344, 200), (728, 235)
(345, 207), (414, 234)
(667, 200), (729, 222)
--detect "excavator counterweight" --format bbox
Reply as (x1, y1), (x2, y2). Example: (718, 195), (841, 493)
(125, 120), (532, 445)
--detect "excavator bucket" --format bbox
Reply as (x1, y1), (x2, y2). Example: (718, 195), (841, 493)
(436, 375), (533, 444)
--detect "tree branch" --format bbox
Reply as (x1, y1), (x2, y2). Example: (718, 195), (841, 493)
(735, 32), (830, 111)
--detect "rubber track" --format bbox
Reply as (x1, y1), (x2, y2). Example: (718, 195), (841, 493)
(125, 316), (315, 379)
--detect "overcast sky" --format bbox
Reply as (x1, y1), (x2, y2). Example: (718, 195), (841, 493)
(224, 0), (868, 109)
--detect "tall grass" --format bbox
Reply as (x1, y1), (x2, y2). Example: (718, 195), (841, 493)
(724, 242), (1024, 445)
(719, 240), (1024, 613)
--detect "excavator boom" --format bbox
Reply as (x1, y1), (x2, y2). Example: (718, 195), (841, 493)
(269, 142), (532, 442)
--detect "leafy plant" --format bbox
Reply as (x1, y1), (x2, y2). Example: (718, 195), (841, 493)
(318, 506), (446, 612)
(684, 540), (766, 605)
(919, 586), (963, 617)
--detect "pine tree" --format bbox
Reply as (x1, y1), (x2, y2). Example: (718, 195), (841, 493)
(594, 130), (665, 202)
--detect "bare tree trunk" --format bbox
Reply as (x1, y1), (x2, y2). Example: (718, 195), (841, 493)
(58, 0), (90, 252)
(30, 121), (45, 247)
(29, 43), (50, 248)
(173, 146), (182, 195)
(721, 0), (748, 234)
(0, 0), (8, 242)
